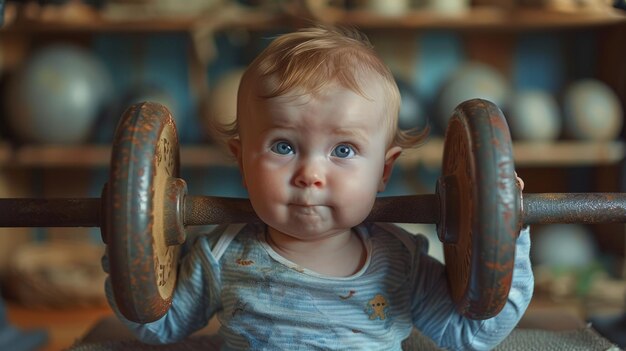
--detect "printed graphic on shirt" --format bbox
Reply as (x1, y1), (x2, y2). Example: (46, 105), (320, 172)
(236, 258), (255, 266)
(366, 294), (388, 320)
(339, 290), (356, 300)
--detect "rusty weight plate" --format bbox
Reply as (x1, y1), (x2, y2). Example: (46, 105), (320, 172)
(105, 102), (183, 323)
(437, 99), (520, 320)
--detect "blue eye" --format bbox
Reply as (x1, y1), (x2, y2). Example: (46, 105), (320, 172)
(331, 144), (355, 158)
(271, 141), (294, 155)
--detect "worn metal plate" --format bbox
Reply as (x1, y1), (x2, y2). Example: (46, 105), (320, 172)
(439, 99), (520, 320)
(105, 102), (181, 323)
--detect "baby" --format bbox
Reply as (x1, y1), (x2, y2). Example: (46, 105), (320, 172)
(106, 25), (533, 350)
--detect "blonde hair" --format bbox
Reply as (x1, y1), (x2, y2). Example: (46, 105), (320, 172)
(213, 25), (428, 149)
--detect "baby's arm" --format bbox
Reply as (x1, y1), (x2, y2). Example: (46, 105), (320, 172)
(104, 235), (221, 344)
(412, 227), (533, 350)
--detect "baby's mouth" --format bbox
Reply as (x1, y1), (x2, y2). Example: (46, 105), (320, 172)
(290, 203), (319, 209)
(289, 203), (325, 213)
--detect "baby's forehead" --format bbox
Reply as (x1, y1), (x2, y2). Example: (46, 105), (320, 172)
(261, 83), (385, 115)
(241, 85), (392, 135)
(238, 70), (396, 131)
(255, 72), (387, 103)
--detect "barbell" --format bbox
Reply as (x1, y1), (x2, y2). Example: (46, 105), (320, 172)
(1, 99), (625, 324)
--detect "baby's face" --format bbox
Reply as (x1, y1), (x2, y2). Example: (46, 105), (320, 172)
(231, 81), (400, 241)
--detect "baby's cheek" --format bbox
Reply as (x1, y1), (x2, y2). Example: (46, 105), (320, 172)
(249, 162), (285, 192)
(334, 178), (378, 225)
(245, 171), (284, 213)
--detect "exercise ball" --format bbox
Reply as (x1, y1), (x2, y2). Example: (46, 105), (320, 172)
(532, 224), (597, 269)
(204, 68), (245, 136)
(436, 62), (510, 131)
(396, 77), (426, 131)
(6, 44), (113, 144)
(507, 90), (562, 141)
(562, 79), (623, 141)
(366, 0), (410, 16)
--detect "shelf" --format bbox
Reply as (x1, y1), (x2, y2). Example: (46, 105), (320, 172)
(398, 139), (625, 168)
(511, 141), (625, 167)
(304, 5), (626, 30)
(0, 3), (286, 34)
(0, 140), (623, 169)
(3, 3), (624, 34)
(13, 144), (112, 168)
(0, 142), (10, 165)
(0, 144), (233, 169)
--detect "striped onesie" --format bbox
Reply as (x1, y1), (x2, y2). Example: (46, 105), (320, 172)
(107, 222), (533, 350)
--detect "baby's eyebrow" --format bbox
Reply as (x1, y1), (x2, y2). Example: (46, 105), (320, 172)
(261, 124), (297, 133)
(332, 128), (368, 141)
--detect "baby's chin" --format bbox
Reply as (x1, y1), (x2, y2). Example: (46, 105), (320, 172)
(266, 220), (363, 241)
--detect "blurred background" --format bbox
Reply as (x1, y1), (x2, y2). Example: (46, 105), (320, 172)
(0, 0), (624, 349)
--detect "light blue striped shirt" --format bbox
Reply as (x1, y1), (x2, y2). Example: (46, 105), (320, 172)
(106, 222), (533, 350)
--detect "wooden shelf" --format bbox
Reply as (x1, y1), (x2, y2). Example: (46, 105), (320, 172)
(2, 3), (624, 34)
(511, 140), (626, 167)
(398, 139), (625, 168)
(0, 3), (286, 34)
(0, 140), (623, 169)
(0, 144), (234, 169)
(0, 142), (10, 165)
(305, 5), (626, 30)
(13, 144), (112, 168)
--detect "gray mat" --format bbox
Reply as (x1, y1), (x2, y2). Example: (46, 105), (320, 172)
(495, 327), (620, 351)
(69, 327), (621, 351)
(69, 337), (220, 351)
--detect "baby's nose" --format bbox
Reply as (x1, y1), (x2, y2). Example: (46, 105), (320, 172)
(294, 160), (325, 188)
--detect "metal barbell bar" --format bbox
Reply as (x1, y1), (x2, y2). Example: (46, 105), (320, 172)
(2, 193), (625, 228)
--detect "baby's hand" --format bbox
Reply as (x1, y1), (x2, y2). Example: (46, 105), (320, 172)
(515, 172), (524, 192)
(101, 247), (110, 274)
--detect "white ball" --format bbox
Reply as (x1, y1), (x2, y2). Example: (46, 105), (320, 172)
(366, 0), (410, 16)
(507, 90), (562, 141)
(532, 224), (597, 269)
(562, 79), (623, 141)
(207, 68), (245, 128)
(7, 44), (113, 144)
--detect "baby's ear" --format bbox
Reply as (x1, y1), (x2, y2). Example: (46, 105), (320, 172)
(378, 146), (402, 192)
(228, 138), (246, 188)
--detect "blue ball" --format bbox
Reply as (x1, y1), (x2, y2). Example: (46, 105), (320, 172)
(562, 79), (623, 141)
(7, 44), (113, 144)
(396, 77), (426, 131)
